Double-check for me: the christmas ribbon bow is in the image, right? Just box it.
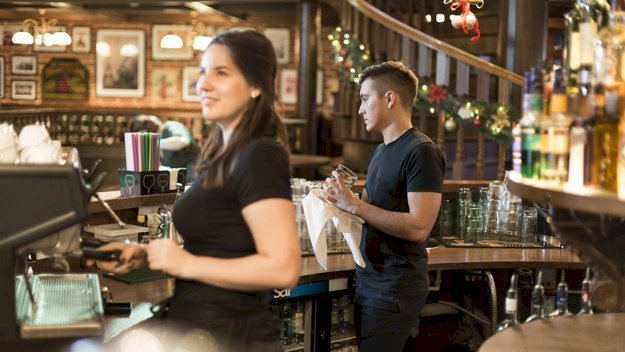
[429,83,447,105]
[449,0,481,41]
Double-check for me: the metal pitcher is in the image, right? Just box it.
[156,204,184,247]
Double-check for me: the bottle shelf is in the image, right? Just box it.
[506,171,625,217]
[506,171,625,312]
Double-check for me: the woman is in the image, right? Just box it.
[95,28,301,351]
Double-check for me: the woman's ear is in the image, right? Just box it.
[251,88,260,98]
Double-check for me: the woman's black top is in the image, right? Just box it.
[169,137,291,350]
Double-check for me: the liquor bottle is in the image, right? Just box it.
[549,270,572,318]
[331,298,339,335]
[619,108,625,198]
[339,296,353,333]
[496,273,519,333]
[512,121,522,174]
[595,0,625,110]
[578,267,594,315]
[579,0,611,93]
[587,84,619,191]
[294,301,305,343]
[564,1,582,90]
[568,76,593,187]
[280,303,294,345]
[525,270,545,323]
[521,67,543,179]
[540,66,571,185]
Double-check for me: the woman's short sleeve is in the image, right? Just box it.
[231,138,291,208]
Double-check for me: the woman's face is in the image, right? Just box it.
[196,43,256,130]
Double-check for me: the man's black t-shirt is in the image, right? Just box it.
[357,128,445,295]
[169,137,291,345]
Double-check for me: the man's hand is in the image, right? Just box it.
[322,170,360,214]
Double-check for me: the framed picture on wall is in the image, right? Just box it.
[72,26,91,53]
[280,68,297,104]
[151,68,179,100]
[12,55,36,75]
[34,26,67,52]
[0,57,4,97]
[182,66,201,102]
[152,25,194,60]
[264,28,290,64]
[11,80,36,100]
[0,25,21,46]
[96,29,145,98]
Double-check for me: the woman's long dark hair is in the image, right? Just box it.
[197,28,289,188]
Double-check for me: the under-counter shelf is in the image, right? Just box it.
[507,171,625,217]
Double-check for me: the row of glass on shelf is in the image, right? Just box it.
[514,0,625,198]
[496,268,594,333]
[435,179,540,247]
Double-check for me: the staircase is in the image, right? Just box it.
[331,0,524,181]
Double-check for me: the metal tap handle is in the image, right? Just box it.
[94,192,126,228]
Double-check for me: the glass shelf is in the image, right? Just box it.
[506,171,625,312]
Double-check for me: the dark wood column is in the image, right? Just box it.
[298,0,320,154]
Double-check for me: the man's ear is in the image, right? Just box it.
[385,91,395,109]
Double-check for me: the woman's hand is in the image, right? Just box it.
[85,242,147,274]
[145,239,193,278]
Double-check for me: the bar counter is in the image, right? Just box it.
[102,248,583,306]
[479,313,625,351]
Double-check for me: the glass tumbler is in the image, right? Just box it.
[520,207,538,244]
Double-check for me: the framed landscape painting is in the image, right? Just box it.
[11,80,36,100]
[96,29,145,98]
[12,55,36,75]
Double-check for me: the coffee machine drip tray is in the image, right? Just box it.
[15,273,104,339]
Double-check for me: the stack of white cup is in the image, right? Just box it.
[0,123,19,164]
[16,123,61,164]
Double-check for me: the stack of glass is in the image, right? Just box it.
[291,178,313,254]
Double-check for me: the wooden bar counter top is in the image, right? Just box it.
[479,313,625,352]
[102,247,583,306]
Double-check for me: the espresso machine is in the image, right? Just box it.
[0,163,106,349]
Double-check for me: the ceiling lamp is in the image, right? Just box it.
[190,11,212,51]
[160,33,183,49]
[12,9,71,46]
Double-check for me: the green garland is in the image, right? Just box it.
[329,27,520,145]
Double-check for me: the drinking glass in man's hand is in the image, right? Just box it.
[334,164,358,189]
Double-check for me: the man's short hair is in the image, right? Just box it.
[360,61,418,110]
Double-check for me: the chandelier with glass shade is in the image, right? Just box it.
[12,9,71,47]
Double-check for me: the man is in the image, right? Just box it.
[323,61,445,351]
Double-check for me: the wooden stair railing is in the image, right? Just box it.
[340,0,524,180]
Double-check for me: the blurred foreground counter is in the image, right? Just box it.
[479,313,625,352]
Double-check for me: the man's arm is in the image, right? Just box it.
[351,192,440,243]
[324,174,441,243]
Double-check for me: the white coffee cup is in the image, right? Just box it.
[20,143,60,164]
[18,124,50,151]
